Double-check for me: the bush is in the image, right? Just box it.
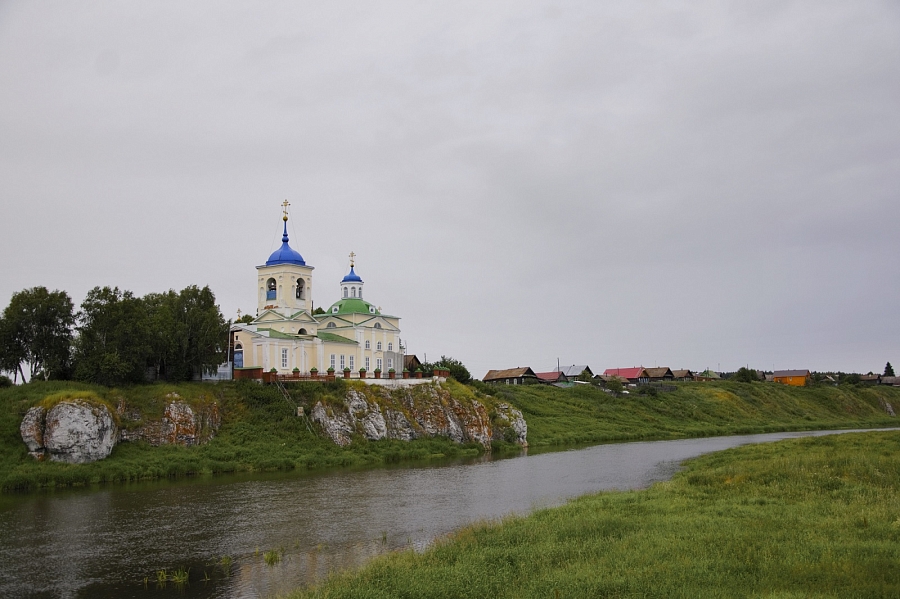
[0,375,12,388]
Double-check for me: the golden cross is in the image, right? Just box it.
[236,308,242,319]
[349,251,356,267]
[282,199,291,219]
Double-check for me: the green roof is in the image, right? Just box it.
[257,328,297,339]
[317,331,358,344]
[326,298,380,316]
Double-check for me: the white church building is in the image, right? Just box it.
[230,204,405,378]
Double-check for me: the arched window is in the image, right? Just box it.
[374,323,382,329]
[266,278,277,301]
[327,322,336,328]
[343,287,348,298]
[296,278,304,299]
[377,341,382,351]
[233,344,244,368]
[359,288,363,299]
[351,287,356,298]
[388,342,393,352]
[298,328,308,335]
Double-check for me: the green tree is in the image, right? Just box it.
[237,313,255,324]
[426,356,472,384]
[885,362,895,377]
[733,367,758,383]
[0,287,74,381]
[605,377,624,396]
[144,286,228,381]
[73,287,151,385]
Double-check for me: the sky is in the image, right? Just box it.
[1,1,898,379]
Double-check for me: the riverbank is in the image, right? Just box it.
[476,380,899,446]
[289,429,900,598]
[1,379,896,492]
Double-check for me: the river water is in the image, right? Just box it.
[0,428,890,598]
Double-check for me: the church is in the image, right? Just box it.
[231,203,404,377]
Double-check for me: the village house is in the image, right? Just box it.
[535,371,568,384]
[772,370,810,387]
[602,367,650,384]
[554,364,594,381]
[671,369,694,381]
[483,367,537,385]
[644,367,674,382]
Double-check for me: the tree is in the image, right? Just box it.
[605,377,624,396]
[237,313,255,324]
[425,356,472,384]
[0,287,74,381]
[885,362,895,377]
[73,287,151,385]
[733,367,758,383]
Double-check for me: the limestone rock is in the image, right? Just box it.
[119,399,221,447]
[20,406,47,459]
[310,383,527,449]
[43,400,118,463]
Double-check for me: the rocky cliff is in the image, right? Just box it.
[21,392,222,464]
[310,382,528,448]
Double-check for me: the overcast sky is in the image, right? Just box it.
[1,1,898,379]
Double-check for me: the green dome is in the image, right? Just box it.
[326,298,380,316]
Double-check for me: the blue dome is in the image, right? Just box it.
[265,221,306,266]
[341,266,363,283]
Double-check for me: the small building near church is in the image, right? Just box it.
[231,204,405,378]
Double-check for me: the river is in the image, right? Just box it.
[0,428,890,598]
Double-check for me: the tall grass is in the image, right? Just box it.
[289,430,900,598]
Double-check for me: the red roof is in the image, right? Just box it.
[603,367,646,379]
[535,371,565,382]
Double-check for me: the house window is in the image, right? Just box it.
[377,342,382,351]
[365,356,370,370]
[387,358,393,370]
[330,354,335,369]
[349,355,354,370]
[365,340,370,350]
[282,348,288,369]
[340,355,345,369]
[387,342,393,352]
[377,358,382,371]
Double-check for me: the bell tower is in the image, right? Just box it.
[256,201,314,316]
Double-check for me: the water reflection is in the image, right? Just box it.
[0,429,893,598]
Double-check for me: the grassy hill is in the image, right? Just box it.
[475,380,899,446]
[0,379,896,492]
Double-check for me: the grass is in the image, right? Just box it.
[1,379,897,493]
[288,430,900,598]
[477,380,900,447]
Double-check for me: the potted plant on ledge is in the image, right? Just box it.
[292,367,300,378]
[310,367,318,378]
[343,367,351,379]
[374,367,382,379]
[402,368,410,379]
[415,367,423,379]
[359,368,366,379]
[388,368,396,379]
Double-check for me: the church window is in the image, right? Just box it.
[387,358,393,370]
[365,356,370,370]
[377,342,382,351]
[340,355,345,369]
[343,287,348,298]
[351,287,356,298]
[365,340,370,350]
[374,323,381,329]
[330,354,335,369]
[282,348,288,369]
[387,342,393,352]
[377,358,382,371]
[359,288,363,299]
[266,278,277,301]
[349,355,354,370]
[369,306,375,314]
[298,328,307,335]
[327,322,336,328]
[296,278,304,299]
[332,307,339,314]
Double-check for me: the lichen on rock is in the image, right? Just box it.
[20,400,119,463]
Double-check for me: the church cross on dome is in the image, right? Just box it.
[282,199,291,221]
[349,251,355,267]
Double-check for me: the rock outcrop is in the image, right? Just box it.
[310,383,527,448]
[22,393,222,463]
[21,400,118,463]
[118,395,221,446]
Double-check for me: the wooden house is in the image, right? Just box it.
[772,370,810,387]
[645,367,674,382]
[483,367,537,385]
[671,369,694,381]
[535,371,568,384]
[603,367,649,384]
